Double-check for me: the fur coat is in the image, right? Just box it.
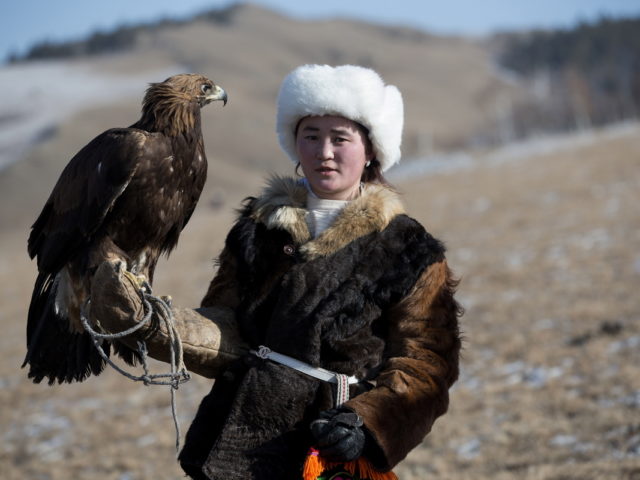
[178,176,461,480]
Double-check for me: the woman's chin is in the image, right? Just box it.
[310,179,338,193]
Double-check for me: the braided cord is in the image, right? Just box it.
[80,287,190,454]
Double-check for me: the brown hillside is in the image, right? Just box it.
[0,3,523,231]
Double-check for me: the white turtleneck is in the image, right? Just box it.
[300,179,350,238]
[306,194,348,238]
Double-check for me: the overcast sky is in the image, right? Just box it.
[2,0,640,61]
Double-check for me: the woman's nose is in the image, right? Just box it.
[316,139,334,160]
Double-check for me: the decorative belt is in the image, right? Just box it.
[250,345,358,406]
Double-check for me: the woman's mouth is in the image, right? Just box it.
[316,167,337,174]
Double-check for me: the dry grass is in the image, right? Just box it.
[397,124,640,479]
[1,123,638,479]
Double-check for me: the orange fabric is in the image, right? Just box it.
[302,448,398,480]
[302,449,325,480]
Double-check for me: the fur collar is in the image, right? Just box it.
[250,176,405,259]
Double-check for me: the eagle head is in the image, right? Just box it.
[139,73,228,135]
[163,73,228,108]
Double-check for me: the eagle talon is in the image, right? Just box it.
[122,269,149,293]
[114,260,127,275]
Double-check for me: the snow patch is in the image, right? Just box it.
[0,61,182,170]
[388,121,640,180]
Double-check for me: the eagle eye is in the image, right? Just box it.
[201,84,212,94]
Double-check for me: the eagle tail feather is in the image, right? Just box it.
[112,341,143,366]
[24,273,109,384]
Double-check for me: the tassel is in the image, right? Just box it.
[302,448,398,480]
[303,448,326,480]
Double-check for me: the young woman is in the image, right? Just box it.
[94,64,462,480]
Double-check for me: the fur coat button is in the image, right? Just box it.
[283,244,295,256]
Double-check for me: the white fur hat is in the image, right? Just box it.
[276,64,404,172]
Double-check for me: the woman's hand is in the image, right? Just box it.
[310,407,365,462]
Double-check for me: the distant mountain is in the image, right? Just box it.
[2,3,525,168]
[3,4,636,228]
[7,4,242,64]
[9,5,638,147]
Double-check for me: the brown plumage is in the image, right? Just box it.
[24,73,227,384]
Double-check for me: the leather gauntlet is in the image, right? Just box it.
[88,260,248,378]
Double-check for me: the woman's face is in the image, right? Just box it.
[295,115,373,200]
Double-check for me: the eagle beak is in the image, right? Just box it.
[207,85,228,106]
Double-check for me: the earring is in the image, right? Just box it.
[365,160,371,167]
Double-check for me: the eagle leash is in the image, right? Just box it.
[80,280,190,454]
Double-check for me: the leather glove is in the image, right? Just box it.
[310,407,365,462]
[89,260,248,378]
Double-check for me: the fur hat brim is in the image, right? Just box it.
[276,64,403,172]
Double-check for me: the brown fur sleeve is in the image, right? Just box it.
[200,247,241,309]
[345,259,462,470]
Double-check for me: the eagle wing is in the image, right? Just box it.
[25,128,172,384]
[28,128,165,273]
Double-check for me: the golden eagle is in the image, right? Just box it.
[24,73,227,384]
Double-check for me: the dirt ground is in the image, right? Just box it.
[1,123,639,479]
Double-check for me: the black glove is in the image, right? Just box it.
[310,407,365,462]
